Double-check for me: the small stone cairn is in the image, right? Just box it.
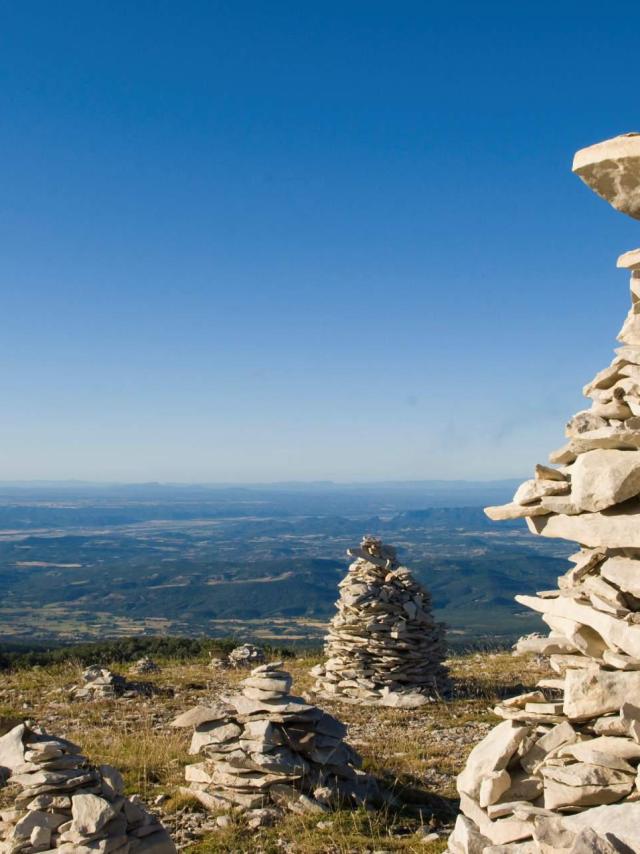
[0,722,175,853]
[447,135,640,853]
[171,661,379,816]
[227,644,265,669]
[70,666,152,701]
[128,658,159,676]
[311,536,449,707]
[71,667,128,700]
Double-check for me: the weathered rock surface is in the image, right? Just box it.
[569,449,640,512]
[573,133,640,219]
[311,535,449,706]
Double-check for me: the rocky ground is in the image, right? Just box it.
[0,650,550,853]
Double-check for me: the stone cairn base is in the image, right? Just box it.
[0,722,175,853]
[311,536,449,707]
[171,661,380,818]
[446,134,640,853]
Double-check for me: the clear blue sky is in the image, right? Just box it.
[2,1,640,482]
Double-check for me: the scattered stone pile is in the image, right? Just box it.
[71,667,129,700]
[171,661,379,816]
[128,658,159,676]
[227,645,265,669]
[311,536,449,707]
[0,721,175,853]
[71,666,153,701]
[447,134,640,853]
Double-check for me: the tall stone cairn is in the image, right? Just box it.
[446,134,640,854]
[311,535,449,708]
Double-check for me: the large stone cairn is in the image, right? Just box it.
[311,536,449,707]
[0,722,175,853]
[447,134,640,853]
[171,661,378,816]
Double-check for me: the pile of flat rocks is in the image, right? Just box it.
[0,722,175,853]
[227,645,265,669]
[447,134,640,853]
[71,667,128,700]
[170,661,379,817]
[128,658,159,676]
[71,666,153,701]
[311,536,449,707]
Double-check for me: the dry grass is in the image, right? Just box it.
[0,650,551,852]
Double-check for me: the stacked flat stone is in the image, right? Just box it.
[447,135,640,854]
[0,722,175,853]
[171,661,378,815]
[311,536,449,707]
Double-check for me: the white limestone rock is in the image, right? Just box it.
[485,503,551,521]
[566,411,608,438]
[479,770,512,808]
[0,724,26,773]
[518,594,640,661]
[526,500,640,548]
[563,667,640,720]
[562,801,640,851]
[447,813,492,854]
[570,449,640,512]
[457,721,530,799]
[71,793,116,835]
[600,556,640,598]
[573,133,640,220]
[513,479,570,506]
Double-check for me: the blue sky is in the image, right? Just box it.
[2,1,640,482]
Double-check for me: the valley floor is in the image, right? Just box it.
[0,650,550,853]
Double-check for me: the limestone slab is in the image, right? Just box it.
[572,133,640,219]
[527,500,640,548]
[570,449,640,512]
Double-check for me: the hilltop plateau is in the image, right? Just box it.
[0,646,550,853]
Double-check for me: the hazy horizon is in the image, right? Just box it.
[0,476,523,487]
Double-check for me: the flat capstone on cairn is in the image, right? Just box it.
[0,721,175,853]
[170,661,381,822]
[447,134,640,854]
[311,536,449,708]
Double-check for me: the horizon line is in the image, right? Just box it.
[0,477,523,488]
